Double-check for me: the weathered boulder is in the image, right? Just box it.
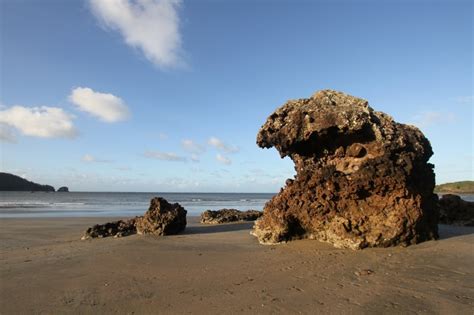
[200,209,263,224]
[438,194,474,226]
[253,90,438,249]
[135,197,187,235]
[57,186,69,192]
[81,218,137,240]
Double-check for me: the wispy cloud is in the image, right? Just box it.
[181,139,205,154]
[0,123,17,143]
[216,153,231,165]
[144,150,186,162]
[455,96,473,105]
[0,105,77,139]
[159,132,168,140]
[82,154,113,163]
[208,137,239,153]
[411,111,456,129]
[69,87,130,122]
[89,0,184,68]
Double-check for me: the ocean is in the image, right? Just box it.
[1,192,472,218]
[0,192,275,218]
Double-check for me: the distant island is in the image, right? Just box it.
[435,181,474,194]
[0,172,55,192]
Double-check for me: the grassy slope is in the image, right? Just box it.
[434,181,474,194]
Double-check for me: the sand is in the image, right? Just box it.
[1,217,473,314]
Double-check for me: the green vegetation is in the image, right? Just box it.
[435,181,474,194]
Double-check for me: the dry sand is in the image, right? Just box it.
[1,217,473,314]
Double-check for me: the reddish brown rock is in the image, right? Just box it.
[438,194,474,226]
[81,218,137,240]
[200,209,262,224]
[253,90,438,249]
[81,197,187,239]
[135,197,187,235]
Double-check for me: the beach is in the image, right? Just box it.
[1,217,473,314]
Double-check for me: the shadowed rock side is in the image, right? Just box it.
[253,90,438,249]
[200,209,263,224]
[438,194,474,226]
[81,197,187,239]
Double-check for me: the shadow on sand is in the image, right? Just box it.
[438,224,474,240]
[184,222,254,235]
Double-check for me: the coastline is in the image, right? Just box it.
[1,216,473,314]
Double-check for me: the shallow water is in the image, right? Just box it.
[0,192,275,218]
[1,191,472,218]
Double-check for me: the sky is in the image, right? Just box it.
[0,0,472,192]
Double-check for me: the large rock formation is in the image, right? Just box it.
[81,197,187,239]
[253,90,438,249]
[438,194,474,226]
[135,197,187,235]
[200,209,262,224]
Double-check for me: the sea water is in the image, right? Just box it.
[1,192,472,218]
[0,191,275,218]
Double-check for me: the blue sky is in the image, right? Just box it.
[0,0,472,192]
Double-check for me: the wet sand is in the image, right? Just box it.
[1,217,473,314]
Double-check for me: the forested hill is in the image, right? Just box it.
[0,172,55,192]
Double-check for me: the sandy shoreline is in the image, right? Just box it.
[1,217,473,314]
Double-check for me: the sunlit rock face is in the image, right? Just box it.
[253,90,438,249]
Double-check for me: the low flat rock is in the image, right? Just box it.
[438,194,474,226]
[200,209,262,224]
[81,218,137,240]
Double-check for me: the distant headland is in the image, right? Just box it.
[0,172,68,192]
[435,181,474,194]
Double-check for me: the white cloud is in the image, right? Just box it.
[411,111,456,129]
[190,153,200,162]
[216,153,231,165]
[208,137,239,153]
[0,123,17,143]
[144,150,186,161]
[0,106,77,138]
[69,87,130,122]
[89,0,183,68]
[181,139,205,154]
[159,132,168,140]
[82,154,112,163]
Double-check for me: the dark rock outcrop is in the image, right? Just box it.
[253,90,438,249]
[135,197,187,235]
[57,186,69,192]
[438,194,474,226]
[82,197,187,239]
[200,209,263,224]
[81,218,137,240]
[0,172,55,192]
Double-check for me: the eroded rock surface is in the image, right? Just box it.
[438,194,474,226]
[81,218,137,240]
[200,209,262,224]
[253,90,438,249]
[135,197,187,235]
[82,197,187,239]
